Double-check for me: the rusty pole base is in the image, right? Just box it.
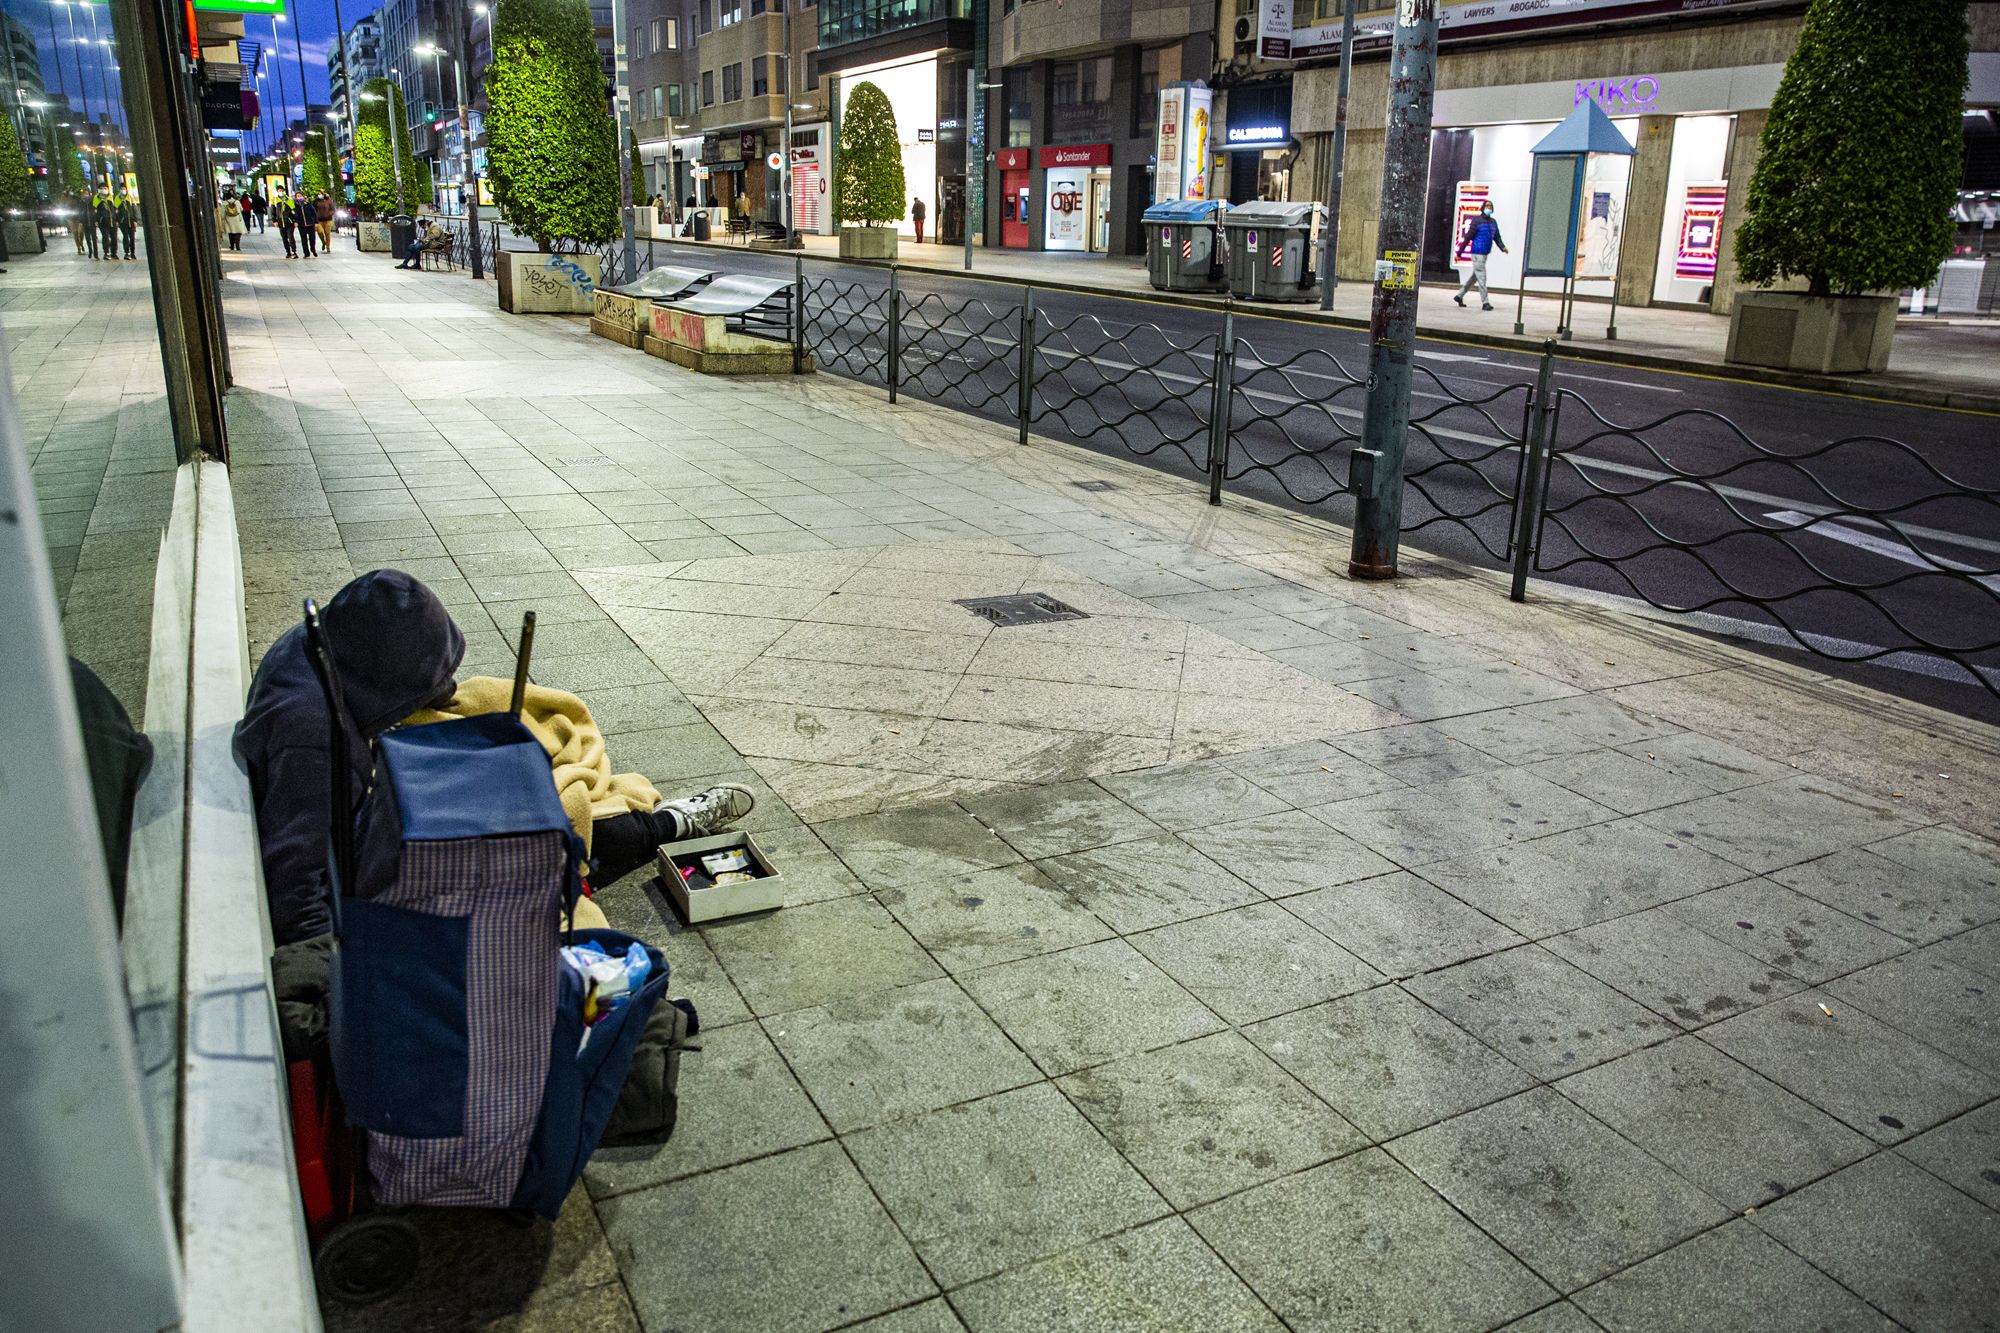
[1347,559,1398,581]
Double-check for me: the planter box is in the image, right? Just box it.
[839,226,897,261]
[357,220,392,253]
[1725,291,1896,375]
[656,831,784,923]
[496,250,600,314]
[591,289,652,346]
[4,220,44,255]
[644,301,810,375]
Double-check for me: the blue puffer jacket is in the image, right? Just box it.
[233,570,464,944]
[1464,214,1505,256]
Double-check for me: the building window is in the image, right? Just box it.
[751,0,766,12]
[1135,48,1160,138]
[719,0,741,26]
[1049,56,1112,143]
[664,16,679,47]
[631,23,647,56]
[752,55,767,96]
[702,68,715,105]
[650,84,664,120]
[699,0,712,32]
[668,83,684,116]
[722,62,742,101]
[1004,66,1031,149]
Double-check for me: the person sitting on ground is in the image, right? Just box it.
[234,569,753,946]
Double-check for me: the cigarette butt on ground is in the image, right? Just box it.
[1819,1003,1834,1018]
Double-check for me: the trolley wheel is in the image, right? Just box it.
[314,1213,421,1305]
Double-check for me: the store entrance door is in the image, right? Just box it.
[1087,170,1111,252]
[940,176,965,246]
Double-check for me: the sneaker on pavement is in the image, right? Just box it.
[656,783,756,839]
[1453,293,1465,307]
[1481,303,1494,311]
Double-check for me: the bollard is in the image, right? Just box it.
[1016,287,1037,445]
[1509,340,1561,603]
[792,254,805,376]
[886,267,902,404]
[1205,305,1236,506]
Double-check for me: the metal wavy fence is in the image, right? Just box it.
[782,265,1997,701]
[1512,389,2000,697]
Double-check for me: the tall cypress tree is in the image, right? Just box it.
[353,77,434,217]
[1735,0,1967,297]
[485,0,619,252]
[0,118,33,211]
[835,82,904,227]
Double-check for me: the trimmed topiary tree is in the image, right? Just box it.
[51,123,88,206]
[302,132,333,199]
[628,129,644,206]
[486,0,620,252]
[0,117,33,211]
[354,77,434,217]
[1735,0,1967,297]
[835,81,904,227]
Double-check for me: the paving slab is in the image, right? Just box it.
[1189,1149,1555,1333]
[1572,1219,1898,1333]
[946,1217,1284,1333]
[1307,767,1620,869]
[1557,1037,1874,1211]
[960,938,1226,1077]
[1701,995,1997,1144]
[1394,1087,1730,1293]
[1246,986,1535,1141]
[1659,878,1909,984]
[702,895,943,1017]
[1057,1031,1366,1208]
[1406,945,1678,1079]
[1128,902,1383,1024]
[1825,949,2000,1077]
[1283,870,1527,977]
[1095,759,1293,831]
[1894,1098,2000,1211]
[1634,776,1929,876]
[1543,907,1805,1029]
[1038,833,1263,934]
[768,976,1041,1132]
[958,779,1164,860]
[1178,809,1400,899]
[843,1084,1169,1289]
[597,1141,936,1331]
[1751,1152,2000,1333]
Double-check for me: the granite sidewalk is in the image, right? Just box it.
[33,239,2000,1331]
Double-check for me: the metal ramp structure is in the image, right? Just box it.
[659,273,796,340]
[604,265,715,300]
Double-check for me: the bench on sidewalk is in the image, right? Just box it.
[418,234,455,271]
[591,265,719,347]
[605,265,715,300]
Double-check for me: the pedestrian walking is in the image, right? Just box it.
[114,192,138,260]
[217,192,248,251]
[250,191,268,233]
[1453,201,1508,312]
[274,193,299,258]
[314,193,335,251]
[68,211,87,255]
[92,189,118,262]
[294,195,318,258]
[911,195,926,244]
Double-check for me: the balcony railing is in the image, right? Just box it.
[817,0,969,48]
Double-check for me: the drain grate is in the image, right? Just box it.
[955,592,1091,628]
[1073,479,1118,492]
[556,455,616,467]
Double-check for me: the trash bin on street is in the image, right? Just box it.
[688,210,711,241]
[388,214,417,258]
[1221,201,1326,303]
[1142,199,1228,292]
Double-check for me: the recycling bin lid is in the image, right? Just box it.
[1141,199,1227,224]
[1221,200,1324,228]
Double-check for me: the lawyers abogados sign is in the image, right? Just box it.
[1292,0,1783,59]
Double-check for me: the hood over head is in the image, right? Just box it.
[321,569,466,736]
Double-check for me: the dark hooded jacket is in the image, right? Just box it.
[233,571,464,945]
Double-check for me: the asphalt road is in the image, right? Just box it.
[604,236,2000,724]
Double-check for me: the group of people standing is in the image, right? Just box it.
[215,188,337,258]
[68,186,140,262]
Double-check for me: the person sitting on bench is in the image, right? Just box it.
[234,569,754,946]
[396,219,450,270]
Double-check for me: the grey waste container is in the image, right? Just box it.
[1142,199,1228,292]
[1221,201,1326,303]
[388,214,417,258]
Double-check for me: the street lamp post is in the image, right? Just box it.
[268,15,290,177]
[782,0,792,246]
[414,38,480,280]
[611,0,636,279]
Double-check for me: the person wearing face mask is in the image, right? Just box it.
[1454,201,1508,312]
